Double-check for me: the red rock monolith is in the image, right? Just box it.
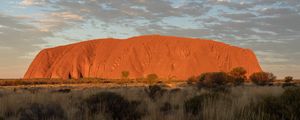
[24,35,262,80]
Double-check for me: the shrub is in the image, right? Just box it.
[284,76,293,83]
[229,67,247,86]
[197,72,232,92]
[17,103,66,120]
[160,102,172,114]
[248,87,300,120]
[280,87,300,119]
[121,71,130,79]
[282,76,296,88]
[231,77,245,86]
[184,95,203,116]
[82,91,144,120]
[53,88,71,93]
[170,88,181,94]
[229,67,247,77]
[250,72,276,86]
[147,74,158,84]
[184,93,219,116]
[144,85,166,101]
[282,82,296,88]
[257,96,284,119]
[186,76,199,85]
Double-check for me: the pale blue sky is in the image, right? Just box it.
[0,0,300,78]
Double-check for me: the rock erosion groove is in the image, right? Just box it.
[24,35,262,80]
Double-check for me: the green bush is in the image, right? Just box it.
[82,91,144,120]
[250,72,276,86]
[144,85,166,101]
[17,103,66,120]
[197,72,232,92]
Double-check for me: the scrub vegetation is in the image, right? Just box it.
[0,68,299,120]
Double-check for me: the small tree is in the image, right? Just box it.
[284,76,293,83]
[282,76,296,88]
[147,73,158,84]
[250,72,276,86]
[197,72,232,92]
[121,71,130,79]
[229,67,247,77]
[229,67,247,86]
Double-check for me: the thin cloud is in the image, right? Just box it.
[19,0,44,6]
[0,0,300,78]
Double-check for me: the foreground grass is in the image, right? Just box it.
[1,84,299,120]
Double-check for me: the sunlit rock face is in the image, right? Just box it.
[24,35,262,80]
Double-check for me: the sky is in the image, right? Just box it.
[0,0,300,79]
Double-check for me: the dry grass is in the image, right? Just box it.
[1,83,299,120]
[0,78,300,120]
